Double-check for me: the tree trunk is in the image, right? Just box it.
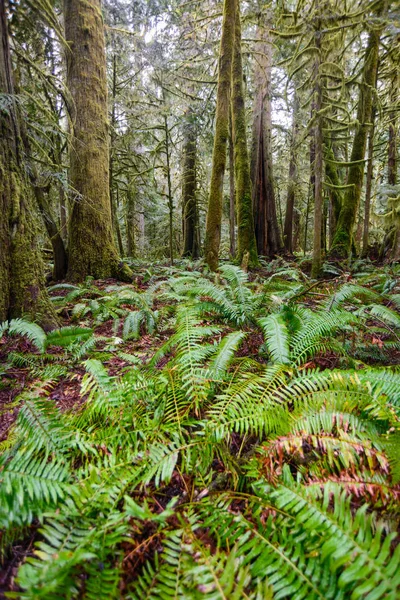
[232,0,258,267]
[109,52,124,257]
[0,0,57,326]
[361,106,376,257]
[33,184,68,280]
[182,108,199,258]
[330,13,383,258]
[126,182,136,257]
[311,31,323,279]
[325,143,343,247]
[204,0,236,271]
[251,14,281,258]
[163,114,174,265]
[283,94,299,254]
[388,48,399,259]
[64,0,130,281]
[229,106,236,258]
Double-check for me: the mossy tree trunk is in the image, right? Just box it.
[109,52,124,257]
[330,14,383,258]
[64,0,130,281]
[283,93,299,254]
[325,143,343,247]
[228,106,236,258]
[33,183,68,281]
[361,106,376,257]
[250,12,280,259]
[311,30,324,279]
[126,182,136,257]
[232,0,258,267]
[182,107,199,258]
[204,0,236,271]
[388,46,399,259]
[0,0,57,326]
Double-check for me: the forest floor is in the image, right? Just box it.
[1,257,400,599]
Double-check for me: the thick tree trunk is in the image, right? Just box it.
[251,15,281,258]
[182,108,199,258]
[232,0,258,267]
[64,0,130,281]
[204,0,236,271]
[283,94,299,254]
[325,143,343,247]
[0,0,57,326]
[330,14,382,258]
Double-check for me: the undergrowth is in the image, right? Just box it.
[1,260,400,599]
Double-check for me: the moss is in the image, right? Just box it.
[330,17,382,258]
[231,0,258,267]
[9,175,58,328]
[204,0,236,272]
[65,0,131,281]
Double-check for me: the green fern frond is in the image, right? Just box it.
[7,319,47,352]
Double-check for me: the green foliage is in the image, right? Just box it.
[1,264,399,599]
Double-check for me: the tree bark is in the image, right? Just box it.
[126,182,136,257]
[232,0,258,267]
[325,143,343,247]
[204,0,236,271]
[64,0,130,281]
[182,108,199,258]
[228,106,236,258]
[33,184,68,280]
[251,13,281,258]
[330,12,383,258]
[311,30,323,278]
[283,93,299,254]
[0,0,57,326]
[361,106,376,257]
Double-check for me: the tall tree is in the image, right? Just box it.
[330,6,384,258]
[182,108,199,258]
[311,27,324,278]
[64,0,130,281]
[204,0,236,271]
[0,0,57,326]
[251,10,281,258]
[283,93,299,254]
[232,0,258,266]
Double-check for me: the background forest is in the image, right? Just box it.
[1,0,400,598]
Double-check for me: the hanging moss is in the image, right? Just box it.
[204,0,236,272]
[232,0,258,267]
[64,0,131,281]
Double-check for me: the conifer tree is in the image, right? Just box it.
[0,0,57,326]
[204,0,236,271]
[64,0,131,281]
